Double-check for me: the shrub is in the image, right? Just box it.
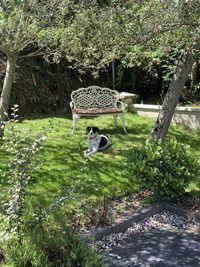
[0,106,47,241]
[128,138,200,201]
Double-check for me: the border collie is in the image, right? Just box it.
[84,126,111,157]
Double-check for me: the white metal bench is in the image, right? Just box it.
[70,85,127,134]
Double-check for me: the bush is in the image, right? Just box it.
[0,106,47,241]
[128,138,200,201]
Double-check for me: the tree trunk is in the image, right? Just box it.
[151,38,200,139]
[0,54,18,137]
[191,60,199,87]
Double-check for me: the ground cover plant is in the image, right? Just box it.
[0,112,199,265]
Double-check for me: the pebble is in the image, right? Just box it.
[92,211,200,252]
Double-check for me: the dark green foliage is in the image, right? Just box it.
[128,138,200,202]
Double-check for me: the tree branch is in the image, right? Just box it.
[18,48,57,59]
[125,22,200,48]
[112,4,199,46]
[0,45,8,55]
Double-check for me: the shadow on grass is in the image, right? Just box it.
[27,117,150,209]
[31,142,138,199]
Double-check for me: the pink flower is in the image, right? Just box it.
[144,220,151,225]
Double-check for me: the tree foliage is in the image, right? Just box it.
[58,0,200,74]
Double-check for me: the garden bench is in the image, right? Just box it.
[70,85,127,134]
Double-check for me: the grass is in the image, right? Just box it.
[1,113,200,201]
[1,112,200,208]
[0,112,199,266]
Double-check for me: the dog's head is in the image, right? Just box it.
[86,126,99,138]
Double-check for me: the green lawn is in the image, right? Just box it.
[0,113,200,221]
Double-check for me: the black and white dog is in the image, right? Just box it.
[84,126,111,157]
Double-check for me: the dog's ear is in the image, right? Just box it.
[86,126,91,132]
[95,127,99,132]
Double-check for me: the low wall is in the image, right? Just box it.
[132,104,200,130]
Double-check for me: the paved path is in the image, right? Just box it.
[103,225,200,267]
[82,203,200,267]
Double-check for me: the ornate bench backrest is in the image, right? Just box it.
[71,86,119,109]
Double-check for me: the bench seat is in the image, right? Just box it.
[73,107,123,115]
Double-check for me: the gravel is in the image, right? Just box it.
[92,210,200,252]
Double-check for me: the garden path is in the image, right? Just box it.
[82,203,200,267]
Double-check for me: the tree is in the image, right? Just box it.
[149,0,200,138]
[121,0,200,139]
[152,36,200,139]
[0,0,72,136]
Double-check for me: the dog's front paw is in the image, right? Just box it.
[84,150,89,157]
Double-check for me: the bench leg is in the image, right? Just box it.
[71,114,80,134]
[113,115,118,128]
[119,113,127,133]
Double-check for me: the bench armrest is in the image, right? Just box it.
[70,101,74,110]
